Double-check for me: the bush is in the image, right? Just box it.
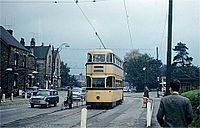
[181,90,200,127]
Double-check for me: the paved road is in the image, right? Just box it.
[0,91,69,125]
[1,91,161,128]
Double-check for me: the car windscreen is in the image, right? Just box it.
[72,89,80,93]
[36,91,50,96]
[26,88,34,92]
[26,87,38,92]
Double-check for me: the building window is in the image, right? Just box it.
[48,55,51,73]
[14,53,19,67]
[22,55,26,67]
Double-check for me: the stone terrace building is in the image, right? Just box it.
[26,40,52,89]
[0,26,36,96]
[52,48,61,89]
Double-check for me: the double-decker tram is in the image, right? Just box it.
[86,49,124,108]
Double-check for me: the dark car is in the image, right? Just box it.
[29,89,59,108]
[22,86,38,98]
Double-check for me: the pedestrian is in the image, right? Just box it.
[143,85,149,98]
[156,80,193,127]
[67,87,73,109]
[143,85,149,108]
[0,86,2,104]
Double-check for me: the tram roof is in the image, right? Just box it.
[88,49,114,54]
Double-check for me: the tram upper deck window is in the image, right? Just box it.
[92,78,105,87]
[87,53,92,62]
[106,53,112,63]
[93,54,105,63]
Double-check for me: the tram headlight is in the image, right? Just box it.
[96,96,100,100]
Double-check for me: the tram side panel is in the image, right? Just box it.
[86,89,123,106]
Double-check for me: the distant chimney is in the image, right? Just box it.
[7,30,13,35]
[41,43,44,46]
[20,38,25,46]
[30,38,35,47]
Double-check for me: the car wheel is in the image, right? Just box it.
[54,102,57,107]
[31,104,34,108]
[46,103,49,108]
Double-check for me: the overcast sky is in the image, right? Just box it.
[1,0,199,75]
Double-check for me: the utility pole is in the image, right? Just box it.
[156,47,159,60]
[166,0,173,95]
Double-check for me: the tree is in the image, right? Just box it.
[60,61,71,87]
[124,50,162,91]
[171,42,199,91]
[60,61,80,88]
[172,42,193,66]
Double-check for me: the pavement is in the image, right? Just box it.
[150,97,161,128]
[0,96,29,109]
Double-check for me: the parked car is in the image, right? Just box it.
[123,86,130,92]
[80,87,86,100]
[60,86,70,91]
[72,87,82,100]
[29,89,59,108]
[22,86,38,98]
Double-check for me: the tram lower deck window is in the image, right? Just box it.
[92,78,105,87]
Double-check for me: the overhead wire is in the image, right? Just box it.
[123,0,134,49]
[0,0,112,4]
[65,48,154,51]
[75,0,106,49]
[160,10,168,62]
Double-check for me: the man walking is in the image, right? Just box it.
[143,85,149,98]
[156,80,193,127]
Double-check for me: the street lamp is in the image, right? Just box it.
[143,67,147,84]
[32,71,38,87]
[51,42,70,89]
[6,68,13,71]
[57,43,70,52]
[32,71,38,74]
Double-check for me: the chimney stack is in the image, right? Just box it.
[30,38,35,47]
[20,38,25,46]
[7,30,13,35]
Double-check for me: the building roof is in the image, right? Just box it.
[0,26,29,52]
[53,49,60,60]
[26,46,51,59]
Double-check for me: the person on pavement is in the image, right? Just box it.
[156,80,193,127]
[143,85,149,98]
[0,87,2,104]
[67,87,73,109]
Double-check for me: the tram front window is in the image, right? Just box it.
[92,78,105,87]
[93,54,105,62]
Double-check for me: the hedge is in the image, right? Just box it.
[181,89,200,127]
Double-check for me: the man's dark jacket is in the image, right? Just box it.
[156,93,193,127]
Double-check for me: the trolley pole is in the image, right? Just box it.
[166,0,173,96]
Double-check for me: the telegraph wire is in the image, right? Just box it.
[159,10,168,62]
[62,48,154,51]
[75,0,106,49]
[0,0,112,4]
[123,0,133,49]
